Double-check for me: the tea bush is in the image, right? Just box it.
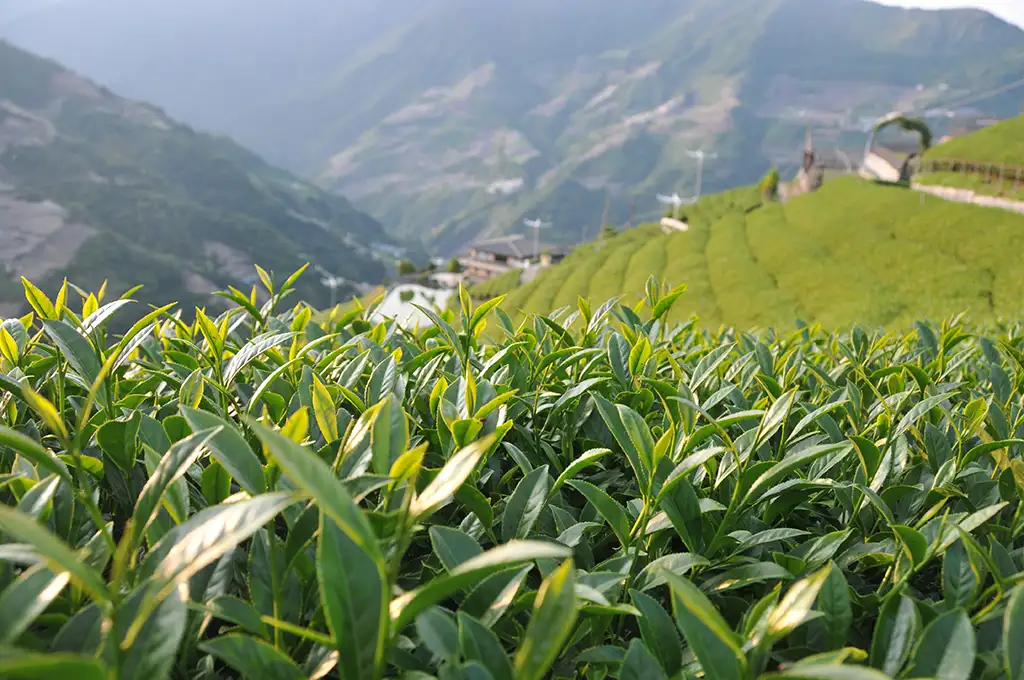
[0,268,1022,680]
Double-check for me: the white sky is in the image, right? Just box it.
[874,0,1024,28]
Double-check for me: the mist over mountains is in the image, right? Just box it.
[3,0,1024,253]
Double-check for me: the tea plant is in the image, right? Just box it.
[0,269,1022,680]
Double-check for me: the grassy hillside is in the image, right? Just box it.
[925,115,1024,165]
[0,40,392,314]
[501,177,1024,329]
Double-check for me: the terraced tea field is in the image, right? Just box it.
[502,177,1024,329]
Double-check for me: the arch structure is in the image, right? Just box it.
[860,112,934,183]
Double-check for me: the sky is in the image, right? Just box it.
[875,0,1024,28]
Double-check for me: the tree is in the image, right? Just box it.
[446,257,462,273]
[397,259,416,276]
[760,166,780,202]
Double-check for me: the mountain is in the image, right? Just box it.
[5,0,1024,253]
[490,175,1024,329]
[0,39,392,317]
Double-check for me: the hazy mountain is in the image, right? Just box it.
[4,0,1024,253]
[0,39,391,315]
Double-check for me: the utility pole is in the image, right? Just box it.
[524,218,550,264]
[686,149,717,200]
[320,275,344,309]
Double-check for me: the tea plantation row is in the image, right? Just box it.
[0,271,1022,679]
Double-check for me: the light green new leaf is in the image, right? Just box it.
[0,426,70,484]
[179,367,204,409]
[767,565,831,641]
[411,434,496,519]
[370,394,408,475]
[312,374,339,443]
[514,559,578,680]
[663,569,747,680]
[222,331,297,386]
[762,664,894,679]
[550,448,610,497]
[745,444,851,504]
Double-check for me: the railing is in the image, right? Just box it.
[913,157,1024,189]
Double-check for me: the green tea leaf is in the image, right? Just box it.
[391,540,570,633]
[663,570,747,679]
[907,608,975,680]
[630,589,682,676]
[566,479,632,548]
[411,434,495,520]
[318,512,387,680]
[200,633,307,680]
[620,638,668,680]
[248,419,381,562]
[182,407,266,495]
[869,594,920,675]
[0,653,107,680]
[0,564,70,644]
[514,559,577,680]
[0,506,108,603]
[1005,586,1024,680]
[501,465,551,541]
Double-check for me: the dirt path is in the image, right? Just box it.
[912,182,1024,216]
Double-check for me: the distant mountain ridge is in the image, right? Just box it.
[0,39,392,315]
[4,0,1024,253]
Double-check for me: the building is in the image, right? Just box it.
[458,234,570,284]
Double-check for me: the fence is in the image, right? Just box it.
[913,157,1024,191]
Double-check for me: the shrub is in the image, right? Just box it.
[0,268,1022,680]
[447,257,462,273]
[760,165,780,201]
[397,259,416,275]
[399,289,415,302]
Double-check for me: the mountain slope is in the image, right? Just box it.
[925,115,1024,165]
[497,177,1024,329]
[5,0,1024,253]
[0,40,391,315]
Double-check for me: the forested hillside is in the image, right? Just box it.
[0,40,391,315]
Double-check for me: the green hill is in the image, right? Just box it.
[925,115,1024,165]
[0,40,393,316]
[916,115,1024,200]
[499,177,1024,329]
